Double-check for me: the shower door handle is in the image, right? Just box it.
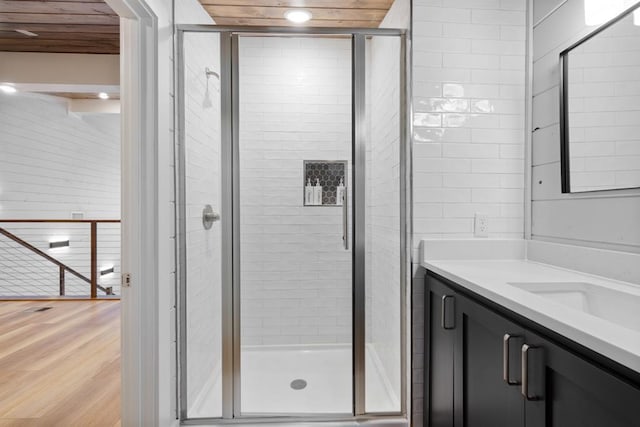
[342,190,349,250]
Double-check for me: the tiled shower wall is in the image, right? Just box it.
[366,0,410,409]
[238,36,353,346]
[411,0,527,424]
[183,32,222,412]
[0,94,121,295]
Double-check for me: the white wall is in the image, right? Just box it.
[238,36,353,346]
[531,0,640,252]
[0,93,121,295]
[411,0,528,424]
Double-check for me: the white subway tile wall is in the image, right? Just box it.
[412,0,527,424]
[412,0,526,248]
[0,94,121,295]
[365,0,410,413]
[238,36,354,346]
[182,31,223,416]
[365,33,404,411]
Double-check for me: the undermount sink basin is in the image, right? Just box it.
[508,282,640,333]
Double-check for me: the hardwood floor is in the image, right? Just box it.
[0,300,120,427]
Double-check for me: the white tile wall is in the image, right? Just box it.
[364,0,409,410]
[182,31,223,415]
[412,0,526,247]
[531,0,640,252]
[412,0,527,423]
[238,36,353,346]
[0,93,121,295]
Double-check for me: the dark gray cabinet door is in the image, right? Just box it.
[523,330,640,427]
[456,296,525,427]
[425,271,640,427]
[425,275,456,427]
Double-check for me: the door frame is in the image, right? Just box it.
[103,0,164,425]
[175,25,408,424]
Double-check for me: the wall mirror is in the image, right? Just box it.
[560,2,640,193]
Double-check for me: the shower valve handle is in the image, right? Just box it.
[202,204,220,230]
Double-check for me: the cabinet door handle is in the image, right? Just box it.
[503,334,523,385]
[521,344,543,401]
[441,295,455,330]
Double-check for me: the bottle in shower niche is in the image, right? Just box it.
[305,178,314,205]
[313,178,323,205]
[336,178,345,206]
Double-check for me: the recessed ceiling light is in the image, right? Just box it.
[284,9,312,24]
[15,29,38,37]
[0,84,17,94]
[98,92,109,100]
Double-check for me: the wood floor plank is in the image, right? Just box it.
[2,330,119,417]
[0,301,120,426]
[0,301,92,336]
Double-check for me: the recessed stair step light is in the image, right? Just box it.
[49,239,70,249]
[100,266,115,276]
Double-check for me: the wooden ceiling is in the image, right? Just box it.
[0,0,119,54]
[0,0,394,55]
[198,0,395,28]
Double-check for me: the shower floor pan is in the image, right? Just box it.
[190,344,400,417]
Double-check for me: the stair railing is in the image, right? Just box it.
[0,219,120,298]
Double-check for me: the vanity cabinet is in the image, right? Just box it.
[424,278,455,427]
[425,271,640,427]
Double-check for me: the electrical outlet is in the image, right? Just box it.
[474,213,489,238]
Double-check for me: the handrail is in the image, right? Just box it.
[0,219,121,298]
[0,228,92,285]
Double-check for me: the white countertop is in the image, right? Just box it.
[420,239,640,374]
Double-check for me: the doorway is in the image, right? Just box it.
[176,26,407,423]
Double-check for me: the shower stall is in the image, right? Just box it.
[176,25,409,423]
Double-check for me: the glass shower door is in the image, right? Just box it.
[236,34,353,415]
[177,27,406,422]
[180,31,224,419]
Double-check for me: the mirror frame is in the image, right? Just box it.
[559,1,640,193]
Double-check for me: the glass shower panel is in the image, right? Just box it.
[182,31,223,419]
[364,35,402,413]
[238,35,353,415]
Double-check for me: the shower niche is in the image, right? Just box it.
[303,160,347,206]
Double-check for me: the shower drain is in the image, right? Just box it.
[290,379,307,390]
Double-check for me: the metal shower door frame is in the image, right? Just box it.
[175,25,408,424]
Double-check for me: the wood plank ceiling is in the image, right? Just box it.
[0,0,119,54]
[198,0,395,28]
